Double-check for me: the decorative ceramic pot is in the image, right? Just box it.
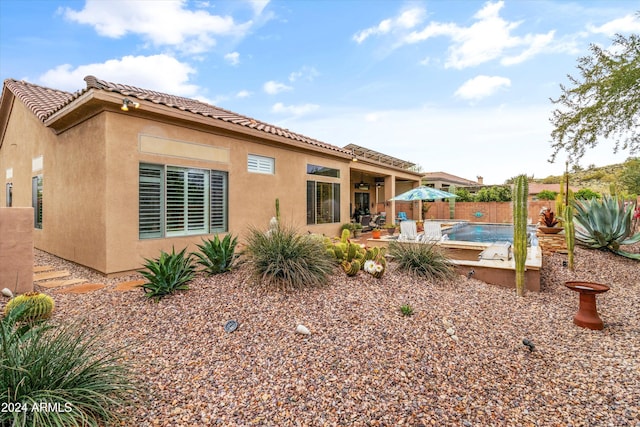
[564,281,610,330]
[539,226,564,234]
[372,230,381,239]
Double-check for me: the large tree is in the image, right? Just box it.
[549,27,640,164]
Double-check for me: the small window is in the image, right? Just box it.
[307,164,340,178]
[248,154,274,174]
[5,183,12,207]
[32,175,43,229]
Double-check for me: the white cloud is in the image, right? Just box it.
[263,80,292,94]
[38,54,200,96]
[271,102,319,116]
[289,66,319,82]
[353,6,425,43]
[236,89,252,98]
[225,52,240,65]
[588,13,640,36]
[364,1,556,69]
[454,75,511,101]
[63,0,258,54]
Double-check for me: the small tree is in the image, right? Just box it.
[549,30,640,164]
[537,190,557,200]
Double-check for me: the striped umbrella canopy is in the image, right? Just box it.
[390,186,458,201]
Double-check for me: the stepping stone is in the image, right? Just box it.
[34,265,55,273]
[112,279,146,292]
[34,270,70,282]
[56,283,106,294]
[37,278,87,289]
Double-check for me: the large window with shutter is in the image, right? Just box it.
[139,163,227,239]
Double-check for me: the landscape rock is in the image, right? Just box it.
[1,288,13,298]
[295,324,311,335]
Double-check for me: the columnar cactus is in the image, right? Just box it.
[513,174,528,297]
[4,291,55,321]
[564,204,575,270]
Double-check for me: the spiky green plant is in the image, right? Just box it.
[245,223,335,290]
[564,204,576,270]
[192,234,241,275]
[4,291,54,321]
[0,303,138,427]
[399,304,414,317]
[388,241,456,281]
[573,195,640,259]
[513,174,528,297]
[138,247,195,301]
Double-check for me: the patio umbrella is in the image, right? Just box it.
[390,186,458,201]
[390,186,458,221]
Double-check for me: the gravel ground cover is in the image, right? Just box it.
[22,244,640,426]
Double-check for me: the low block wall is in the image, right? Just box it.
[0,208,34,294]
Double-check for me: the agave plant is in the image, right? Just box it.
[138,247,195,300]
[192,234,241,275]
[573,195,640,260]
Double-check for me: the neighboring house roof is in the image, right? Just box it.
[2,76,352,157]
[422,171,482,187]
[528,183,578,195]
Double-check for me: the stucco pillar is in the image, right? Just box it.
[384,175,396,224]
[0,207,34,294]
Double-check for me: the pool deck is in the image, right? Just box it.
[365,235,543,292]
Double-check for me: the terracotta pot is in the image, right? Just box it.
[539,226,564,234]
[565,281,610,330]
[372,230,381,239]
[387,228,395,235]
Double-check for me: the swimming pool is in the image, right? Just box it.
[443,223,538,245]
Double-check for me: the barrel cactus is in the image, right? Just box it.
[513,174,528,297]
[4,291,55,321]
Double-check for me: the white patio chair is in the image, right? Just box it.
[419,221,443,242]
[398,220,418,241]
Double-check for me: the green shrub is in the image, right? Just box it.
[245,223,335,290]
[537,190,557,200]
[388,241,456,281]
[0,304,137,427]
[138,247,195,301]
[192,234,241,275]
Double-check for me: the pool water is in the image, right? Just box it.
[443,223,538,245]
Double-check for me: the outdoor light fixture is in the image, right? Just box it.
[351,149,358,162]
[121,98,140,111]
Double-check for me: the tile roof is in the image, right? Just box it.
[422,171,482,186]
[3,76,351,156]
[3,79,76,122]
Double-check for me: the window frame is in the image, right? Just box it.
[139,163,228,239]
[306,180,340,225]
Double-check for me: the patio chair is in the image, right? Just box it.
[398,220,418,241]
[360,214,372,231]
[418,221,443,242]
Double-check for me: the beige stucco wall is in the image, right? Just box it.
[0,207,34,294]
[2,95,421,275]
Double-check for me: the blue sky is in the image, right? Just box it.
[1,0,638,184]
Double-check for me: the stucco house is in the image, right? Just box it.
[0,76,421,275]
[422,171,485,193]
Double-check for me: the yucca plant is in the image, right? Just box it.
[0,303,137,427]
[192,234,241,275]
[138,247,195,300]
[573,195,640,260]
[388,241,456,281]
[244,223,335,291]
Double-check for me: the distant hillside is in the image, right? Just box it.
[534,162,627,195]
